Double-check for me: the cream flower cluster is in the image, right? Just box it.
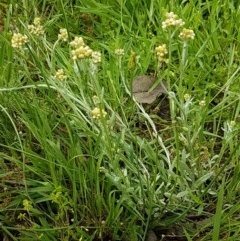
[115,48,125,56]
[33,17,41,26]
[179,28,195,40]
[70,36,102,64]
[162,12,185,29]
[91,51,102,64]
[70,36,85,49]
[11,33,28,48]
[199,100,206,107]
[54,69,67,80]
[28,17,44,36]
[91,107,107,119]
[70,36,93,60]
[58,28,68,42]
[156,11,195,61]
[155,44,168,63]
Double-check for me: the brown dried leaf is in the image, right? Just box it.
[132,75,167,104]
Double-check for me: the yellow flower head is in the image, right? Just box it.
[91,107,107,119]
[58,28,68,42]
[54,69,67,80]
[70,36,85,49]
[115,48,125,56]
[155,44,168,56]
[199,100,206,107]
[71,45,93,60]
[11,33,28,48]
[33,17,41,26]
[28,24,44,35]
[179,28,195,40]
[70,36,93,60]
[91,51,101,64]
[162,12,185,29]
[155,44,168,63]
[28,17,44,36]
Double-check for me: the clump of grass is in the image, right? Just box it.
[0,0,240,241]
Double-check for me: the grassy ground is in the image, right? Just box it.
[0,0,240,240]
